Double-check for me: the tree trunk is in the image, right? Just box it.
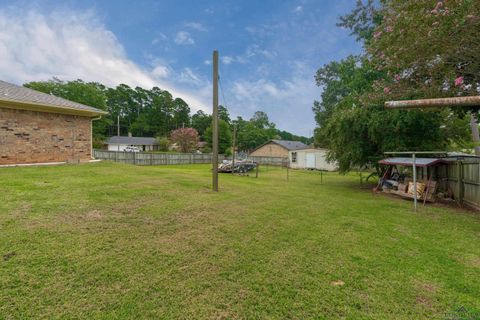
[470,113,480,156]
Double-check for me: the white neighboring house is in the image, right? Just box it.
[288,148,337,171]
[106,136,159,152]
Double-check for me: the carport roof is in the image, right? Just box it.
[379,157,450,167]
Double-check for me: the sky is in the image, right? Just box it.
[0,0,361,136]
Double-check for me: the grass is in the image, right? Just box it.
[0,162,479,319]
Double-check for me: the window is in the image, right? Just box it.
[292,152,297,163]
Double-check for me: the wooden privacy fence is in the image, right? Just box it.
[446,160,480,210]
[93,150,225,166]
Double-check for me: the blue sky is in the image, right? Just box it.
[0,0,361,136]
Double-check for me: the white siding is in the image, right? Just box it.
[108,144,129,151]
[289,148,337,171]
[107,144,156,151]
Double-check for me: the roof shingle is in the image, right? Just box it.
[271,140,308,151]
[0,80,107,116]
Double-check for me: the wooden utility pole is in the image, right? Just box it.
[212,50,219,191]
[232,124,236,175]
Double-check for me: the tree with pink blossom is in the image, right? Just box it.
[170,128,199,153]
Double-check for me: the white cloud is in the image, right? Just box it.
[178,68,202,85]
[221,56,234,65]
[151,65,170,78]
[151,33,168,45]
[185,22,207,32]
[174,31,195,45]
[293,6,303,13]
[0,8,209,110]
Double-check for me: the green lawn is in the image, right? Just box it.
[1,162,479,319]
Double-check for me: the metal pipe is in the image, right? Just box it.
[385,96,480,109]
[413,153,417,211]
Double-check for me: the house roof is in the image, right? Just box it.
[106,136,159,145]
[271,140,309,151]
[379,157,450,167]
[0,80,107,117]
[290,147,329,152]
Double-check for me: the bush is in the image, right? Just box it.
[156,136,170,152]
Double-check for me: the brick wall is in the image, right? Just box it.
[249,142,288,157]
[0,107,92,165]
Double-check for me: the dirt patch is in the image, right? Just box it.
[331,280,345,286]
[416,295,433,308]
[414,280,439,309]
[462,255,480,269]
[3,252,16,261]
[84,210,103,220]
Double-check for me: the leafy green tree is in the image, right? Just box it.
[172,98,190,129]
[191,110,212,138]
[313,55,451,172]
[156,136,170,152]
[205,120,233,155]
[218,105,231,124]
[312,0,477,172]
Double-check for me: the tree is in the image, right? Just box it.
[205,120,232,155]
[156,136,170,152]
[250,111,274,129]
[366,0,480,102]
[170,128,199,153]
[312,0,477,172]
[191,110,212,138]
[218,105,231,124]
[313,54,452,172]
[365,0,480,152]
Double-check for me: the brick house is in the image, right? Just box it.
[249,139,308,158]
[0,80,107,165]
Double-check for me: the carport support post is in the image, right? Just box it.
[413,153,417,211]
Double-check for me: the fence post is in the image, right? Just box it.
[457,160,464,205]
[134,152,136,165]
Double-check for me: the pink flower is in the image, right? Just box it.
[454,76,464,87]
[385,26,393,33]
[434,1,443,10]
[395,74,401,81]
[373,31,383,39]
[384,87,391,94]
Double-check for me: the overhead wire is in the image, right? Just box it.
[218,74,229,109]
